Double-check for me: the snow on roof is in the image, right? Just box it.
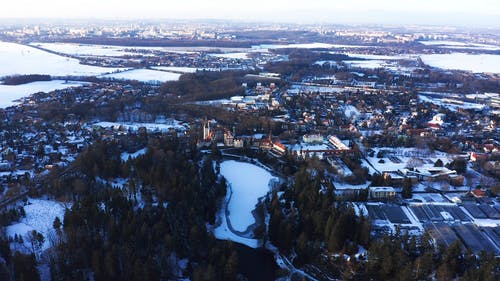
[369,186,395,192]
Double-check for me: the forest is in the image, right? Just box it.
[1,74,51,85]
[266,163,499,280]
[1,136,239,281]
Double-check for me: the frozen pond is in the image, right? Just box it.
[219,160,276,232]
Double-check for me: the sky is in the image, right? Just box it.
[1,0,499,27]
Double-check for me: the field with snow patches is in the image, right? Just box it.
[100,69,181,83]
[121,148,147,161]
[420,53,500,73]
[218,160,276,233]
[7,198,67,251]
[0,80,85,108]
[0,41,124,77]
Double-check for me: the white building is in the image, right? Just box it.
[302,134,324,144]
[369,186,396,200]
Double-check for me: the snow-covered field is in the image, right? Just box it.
[254,42,370,50]
[0,41,124,77]
[100,69,181,83]
[219,160,276,232]
[419,41,500,51]
[0,80,85,108]
[31,42,145,57]
[152,66,198,73]
[93,121,187,132]
[347,54,411,60]
[419,95,486,111]
[420,53,500,73]
[7,198,67,251]
[209,52,249,59]
[344,60,388,69]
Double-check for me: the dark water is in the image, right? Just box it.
[235,243,278,281]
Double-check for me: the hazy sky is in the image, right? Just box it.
[2,0,499,27]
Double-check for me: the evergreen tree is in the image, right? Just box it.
[402,177,413,199]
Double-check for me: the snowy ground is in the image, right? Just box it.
[0,80,85,108]
[420,53,500,73]
[287,84,345,94]
[218,160,277,232]
[0,41,124,77]
[92,121,187,132]
[6,198,68,251]
[365,147,455,173]
[100,69,181,84]
[121,148,147,161]
[343,104,360,119]
[418,95,485,111]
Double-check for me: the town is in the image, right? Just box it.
[0,20,498,281]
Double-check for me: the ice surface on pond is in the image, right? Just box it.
[220,160,276,232]
[0,80,85,108]
[0,41,124,77]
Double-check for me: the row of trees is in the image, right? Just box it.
[2,74,51,85]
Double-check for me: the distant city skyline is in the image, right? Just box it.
[1,0,499,27]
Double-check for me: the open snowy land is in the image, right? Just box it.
[0,41,124,77]
[0,80,85,108]
[100,69,181,83]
